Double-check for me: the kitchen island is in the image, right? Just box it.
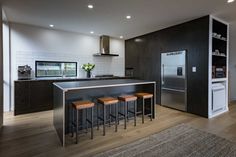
[53,79,156,146]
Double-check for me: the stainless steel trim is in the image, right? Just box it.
[53,83,65,90]
[57,81,156,91]
[162,87,185,93]
[62,91,65,147]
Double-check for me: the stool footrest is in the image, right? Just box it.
[118,112,125,117]
[109,114,116,119]
[136,111,142,114]
[97,116,104,121]
[86,119,93,124]
[97,115,116,121]
[127,110,135,114]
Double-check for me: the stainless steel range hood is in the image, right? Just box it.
[93,35,119,57]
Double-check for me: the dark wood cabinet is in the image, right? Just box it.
[14,82,30,115]
[29,81,53,112]
[15,81,52,115]
[14,77,130,115]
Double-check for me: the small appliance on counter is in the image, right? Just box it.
[212,66,226,78]
[18,65,32,80]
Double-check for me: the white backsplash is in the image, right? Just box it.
[10,23,125,80]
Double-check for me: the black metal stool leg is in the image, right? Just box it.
[97,104,99,130]
[127,101,129,122]
[150,97,153,121]
[86,108,88,133]
[124,102,127,129]
[91,107,94,139]
[142,98,145,124]
[76,109,79,144]
[134,100,137,126]
[118,101,120,125]
[103,104,106,136]
[115,103,118,132]
[71,106,74,137]
[109,105,111,127]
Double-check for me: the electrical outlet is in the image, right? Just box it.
[192,67,197,73]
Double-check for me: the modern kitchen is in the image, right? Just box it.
[0,0,236,157]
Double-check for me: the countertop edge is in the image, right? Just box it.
[54,80,156,92]
[14,76,132,82]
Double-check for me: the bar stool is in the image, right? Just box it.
[135,93,153,123]
[97,97,119,136]
[118,95,137,129]
[71,100,94,144]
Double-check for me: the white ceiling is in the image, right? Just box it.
[1,0,236,39]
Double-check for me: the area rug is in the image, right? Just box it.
[95,124,236,157]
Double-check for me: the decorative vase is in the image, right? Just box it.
[87,71,91,78]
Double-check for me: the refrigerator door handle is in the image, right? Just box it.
[162,64,165,85]
[162,87,185,93]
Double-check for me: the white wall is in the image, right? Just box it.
[3,21,10,112]
[229,21,236,101]
[10,23,125,109]
[0,7,3,127]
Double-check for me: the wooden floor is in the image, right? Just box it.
[1,104,236,157]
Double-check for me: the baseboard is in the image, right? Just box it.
[208,108,229,119]
[230,97,236,102]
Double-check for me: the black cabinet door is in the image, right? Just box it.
[29,81,52,112]
[14,82,30,115]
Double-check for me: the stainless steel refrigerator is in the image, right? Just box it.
[161,50,187,111]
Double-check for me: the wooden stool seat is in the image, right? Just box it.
[98,97,119,105]
[118,95,137,102]
[135,93,153,99]
[72,101,94,110]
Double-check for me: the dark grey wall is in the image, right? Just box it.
[125,16,210,117]
[0,6,3,127]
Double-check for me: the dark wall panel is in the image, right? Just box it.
[125,16,209,117]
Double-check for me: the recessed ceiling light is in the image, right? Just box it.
[90,31,94,34]
[49,24,54,28]
[126,15,131,19]
[88,4,94,9]
[120,36,124,39]
[135,38,143,42]
[227,0,235,3]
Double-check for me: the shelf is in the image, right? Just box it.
[212,78,227,83]
[212,36,227,42]
[212,54,227,58]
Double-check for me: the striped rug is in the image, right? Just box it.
[95,124,236,157]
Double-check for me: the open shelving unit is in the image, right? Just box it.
[208,16,229,118]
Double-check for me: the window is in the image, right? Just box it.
[35,61,77,77]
